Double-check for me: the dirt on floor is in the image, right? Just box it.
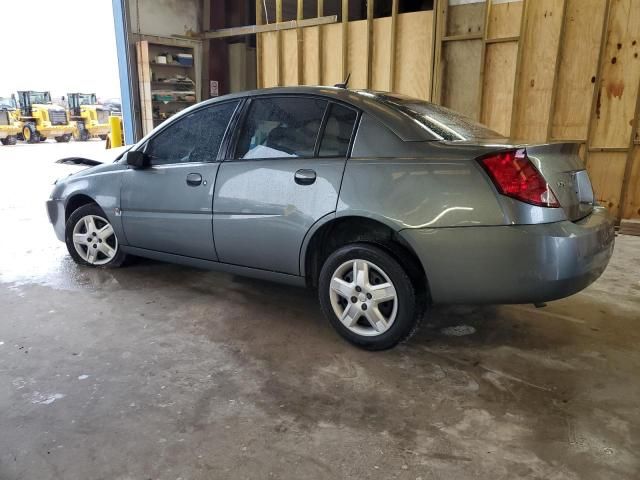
[0,141,639,480]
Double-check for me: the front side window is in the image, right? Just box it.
[235,97,327,159]
[319,103,358,157]
[146,101,238,165]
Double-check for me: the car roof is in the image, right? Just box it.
[199,86,435,142]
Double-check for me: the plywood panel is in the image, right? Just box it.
[512,0,564,141]
[590,0,640,148]
[281,29,298,86]
[136,41,154,136]
[322,22,343,86]
[481,41,518,136]
[302,26,320,85]
[441,39,483,119]
[551,0,606,140]
[260,31,279,87]
[487,0,523,39]
[347,20,368,89]
[395,11,433,100]
[446,1,485,37]
[372,16,391,91]
[622,146,640,218]
[587,151,628,217]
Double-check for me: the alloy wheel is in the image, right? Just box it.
[329,259,398,336]
[72,214,118,265]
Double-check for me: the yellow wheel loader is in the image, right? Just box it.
[68,93,110,141]
[0,95,21,146]
[16,91,73,143]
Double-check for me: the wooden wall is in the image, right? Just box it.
[258,6,435,101]
[256,0,640,222]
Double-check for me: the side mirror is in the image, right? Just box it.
[125,150,149,169]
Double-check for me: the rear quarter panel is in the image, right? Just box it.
[338,117,508,229]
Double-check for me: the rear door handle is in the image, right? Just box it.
[294,169,316,186]
[186,173,202,186]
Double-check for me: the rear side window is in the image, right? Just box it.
[146,101,238,165]
[319,103,358,157]
[236,97,327,159]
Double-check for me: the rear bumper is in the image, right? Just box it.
[400,206,615,304]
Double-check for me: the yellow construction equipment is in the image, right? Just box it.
[16,91,74,143]
[67,93,110,141]
[0,95,21,145]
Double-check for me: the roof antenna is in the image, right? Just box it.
[334,73,351,89]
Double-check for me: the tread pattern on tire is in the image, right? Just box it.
[64,203,128,269]
[318,242,424,350]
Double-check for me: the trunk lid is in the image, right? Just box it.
[524,143,594,221]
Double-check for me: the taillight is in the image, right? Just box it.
[478,149,560,208]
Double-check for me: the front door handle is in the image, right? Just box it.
[186,173,202,186]
[294,169,316,186]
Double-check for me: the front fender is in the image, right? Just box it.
[57,164,127,245]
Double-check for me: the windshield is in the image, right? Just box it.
[29,92,51,104]
[368,92,504,141]
[79,94,97,105]
[0,97,16,109]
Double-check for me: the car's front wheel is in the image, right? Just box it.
[65,204,127,268]
[318,243,422,350]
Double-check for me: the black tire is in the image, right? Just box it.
[318,243,422,350]
[55,134,71,143]
[22,124,39,143]
[1,135,17,145]
[65,203,128,269]
[99,134,108,141]
[75,122,89,141]
[40,136,47,142]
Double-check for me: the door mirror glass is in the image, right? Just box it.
[126,150,149,169]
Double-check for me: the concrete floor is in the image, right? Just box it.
[0,141,639,480]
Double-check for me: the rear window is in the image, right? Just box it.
[365,92,504,141]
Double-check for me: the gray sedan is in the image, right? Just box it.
[47,87,615,350]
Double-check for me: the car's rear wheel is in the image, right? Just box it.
[65,204,127,268]
[318,243,422,350]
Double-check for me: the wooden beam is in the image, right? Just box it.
[588,146,632,153]
[197,15,338,39]
[318,0,324,84]
[276,0,282,86]
[431,0,448,104]
[389,0,398,91]
[366,0,374,88]
[545,0,568,142]
[477,0,492,122]
[297,0,304,85]
[442,33,484,42]
[201,0,211,99]
[618,75,640,218]
[485,35,520,44]
[342,0,349,81]
[255,0,262,88]
[508,0,529,137]
[585,0,612,168]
